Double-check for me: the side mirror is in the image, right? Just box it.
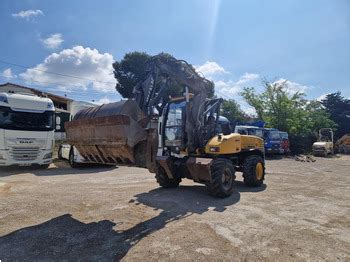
[56,116,61,125]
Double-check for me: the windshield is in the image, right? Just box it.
[0,106,54,131]
[236,127,263,137]
[280,132,288,139]
[164,102,185,147]
[252,129,263,138]
[269,130,281,140]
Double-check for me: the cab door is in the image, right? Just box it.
[163,101,186,154]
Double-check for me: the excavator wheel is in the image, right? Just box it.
[206,158,236,198]
[155,165,181,188]
[243,155,265,187]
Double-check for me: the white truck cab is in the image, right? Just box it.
[0,92,55,167]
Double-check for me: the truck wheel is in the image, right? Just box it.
[207,158,236,198]
[69,149,80,168]
[155,165,181,188]
[243,155,265,187]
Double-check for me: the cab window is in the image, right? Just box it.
[164,102,185,147]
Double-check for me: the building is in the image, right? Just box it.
[0,82,73,140]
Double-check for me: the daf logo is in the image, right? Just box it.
[19,140,34,144]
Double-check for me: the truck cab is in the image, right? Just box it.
[0,93,55,167]
[234,126,282,154]
[279,131,290,154]
[263,128,282,154]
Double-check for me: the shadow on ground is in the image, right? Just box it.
[0,160,117,177]
[0,181,265,260]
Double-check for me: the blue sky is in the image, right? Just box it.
[0,0,349,106]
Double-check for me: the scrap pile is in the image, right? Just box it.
[335,134,350,154]
[295,154,316,162]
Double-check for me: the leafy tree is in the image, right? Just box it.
[113,52,151,98]
[321,92,350,139]
[305,100,337,136]
[221,99,248,123]
[240,80,336,153]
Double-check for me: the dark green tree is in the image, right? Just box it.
[321,92,350,139]
[113,52,214,99]
[113,52,151,98]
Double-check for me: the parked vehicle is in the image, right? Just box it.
[234,125,282,154]
[58,143,89,168]
[263,128,282,154]
[312,128,334,157]
[0,92,55,167]
[64,54,266,198]
[58,102,97,167]
[279,131,290,154]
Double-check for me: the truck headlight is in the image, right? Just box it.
[0,154,6,160]
[43,152,53,159]
[209,147,220,152]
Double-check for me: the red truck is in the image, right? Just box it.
[279,131,290,154]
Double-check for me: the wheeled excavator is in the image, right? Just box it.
[65,54,265,198]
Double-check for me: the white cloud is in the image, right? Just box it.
[195,61,227,78]
[2,68,17,78]
[214,73,259,99]
[41,34,64,49]
[20,46,116,93]
[215,80,242,98]
[12,9,43,19]
[317,93,330,102]
[93,97,119,105]
[235,73,259,85]
[195,61,259,99]
[96,97,111,104]
[273,78,309,94]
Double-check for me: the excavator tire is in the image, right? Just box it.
[243,155,265,187]
[155,165,181,188]
[207,158,235,198]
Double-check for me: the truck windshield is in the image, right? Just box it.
[280,132,288,139]
[0,106,54,131]
[269,130,281,140]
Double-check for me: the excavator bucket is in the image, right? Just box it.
[65,99,157,168]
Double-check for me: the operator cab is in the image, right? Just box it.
[162,97,225,155]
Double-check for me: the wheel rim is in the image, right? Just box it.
[221,168,232,189]
[255,162,263,180]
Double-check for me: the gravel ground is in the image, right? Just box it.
[0,155,349,261]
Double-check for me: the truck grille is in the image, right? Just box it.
[9,147,40,161]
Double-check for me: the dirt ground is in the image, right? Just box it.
[0,155,349,261]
